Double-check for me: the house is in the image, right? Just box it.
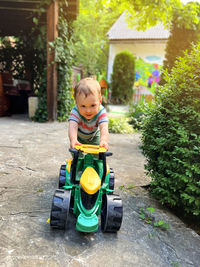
[107,12,170,82]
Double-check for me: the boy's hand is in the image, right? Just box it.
[100,140,109,151]
[70,140,81,148]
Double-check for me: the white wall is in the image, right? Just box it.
[107,40,167,81]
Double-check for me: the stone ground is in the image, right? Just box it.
[0,115,200,267]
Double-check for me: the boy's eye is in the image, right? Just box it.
[81,105,85,108]
[91,104,96,107]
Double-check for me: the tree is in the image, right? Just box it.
[106,0,200,30]
[111,50,135,104]
[72,0,200,77]
[72,0,122,76]
[163,4,200,75]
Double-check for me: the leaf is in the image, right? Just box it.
[139,213,146,220]
[146,207,155,213]
[37,188,44,193]
[154,220,164,226]
[33,17,38,25]
[154,220,170,230]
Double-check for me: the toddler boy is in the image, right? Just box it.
[68,78,109,150]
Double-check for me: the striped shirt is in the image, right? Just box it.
[69,105,108,141]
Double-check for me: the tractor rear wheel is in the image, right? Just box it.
[50,189,71,230]
[59,164,66,188]
[101,194,123,233]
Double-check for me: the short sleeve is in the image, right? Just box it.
[68,106,80,123]
[97,106,108,124]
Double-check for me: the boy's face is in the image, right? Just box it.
[76,92,101,120]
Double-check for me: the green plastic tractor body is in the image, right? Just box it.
[50,145,123,233]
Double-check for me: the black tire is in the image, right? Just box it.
[50,189,71,230]
[59,164,66,188]
[101,194,123,233]
[109,168,115,191]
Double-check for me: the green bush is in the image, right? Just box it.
[141,44,200,217]
[108,117,134,134]
[129,96,155,130]
[111,50,135,104]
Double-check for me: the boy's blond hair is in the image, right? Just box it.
[74,78,102,99]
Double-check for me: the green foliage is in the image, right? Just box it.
[33,69,48,122]
[129,101,145,130]
[162,4,200,79]
[72,0,122,76]
[111,50,135,104]
[106,1,200,31]
[72,0,200,77]
[0,30,47,91]
[32,20,48,122]
[54,13,74,121]
[108,117,134,134]
[139,207,170,230]
[0,37,25,78]
[34,0,74,122]
[141,43,200,217]
[37,188,44,193]
[129,97,155,130]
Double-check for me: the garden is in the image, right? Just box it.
[0,0,200,232]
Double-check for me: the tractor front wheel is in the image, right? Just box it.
[101,194,123,233]
[50,189,71,230]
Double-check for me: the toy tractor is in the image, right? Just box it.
[50,144,123,233]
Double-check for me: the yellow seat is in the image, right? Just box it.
[80,167,101,195]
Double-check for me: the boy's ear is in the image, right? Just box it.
[73,91,76,100]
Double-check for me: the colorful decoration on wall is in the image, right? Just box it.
[134,59,162,94]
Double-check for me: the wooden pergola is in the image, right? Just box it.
[0,0,79,121]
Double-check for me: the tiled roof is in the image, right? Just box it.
[107,12,170,40]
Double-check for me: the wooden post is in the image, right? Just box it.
[47,1,58,121]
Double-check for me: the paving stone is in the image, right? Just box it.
[0,115,199,267]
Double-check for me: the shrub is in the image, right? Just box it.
[141,44,200,217]
[129,96,155,130]
[108,117,134,134]
[111,50,135,104]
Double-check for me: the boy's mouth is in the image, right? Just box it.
[86,114,92,118]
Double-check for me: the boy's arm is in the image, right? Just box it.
[68,120,81,148]
[99,122,109,150]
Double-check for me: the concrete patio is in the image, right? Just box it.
[0,115,199,267]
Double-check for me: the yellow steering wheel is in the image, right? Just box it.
[74,144,106,154]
